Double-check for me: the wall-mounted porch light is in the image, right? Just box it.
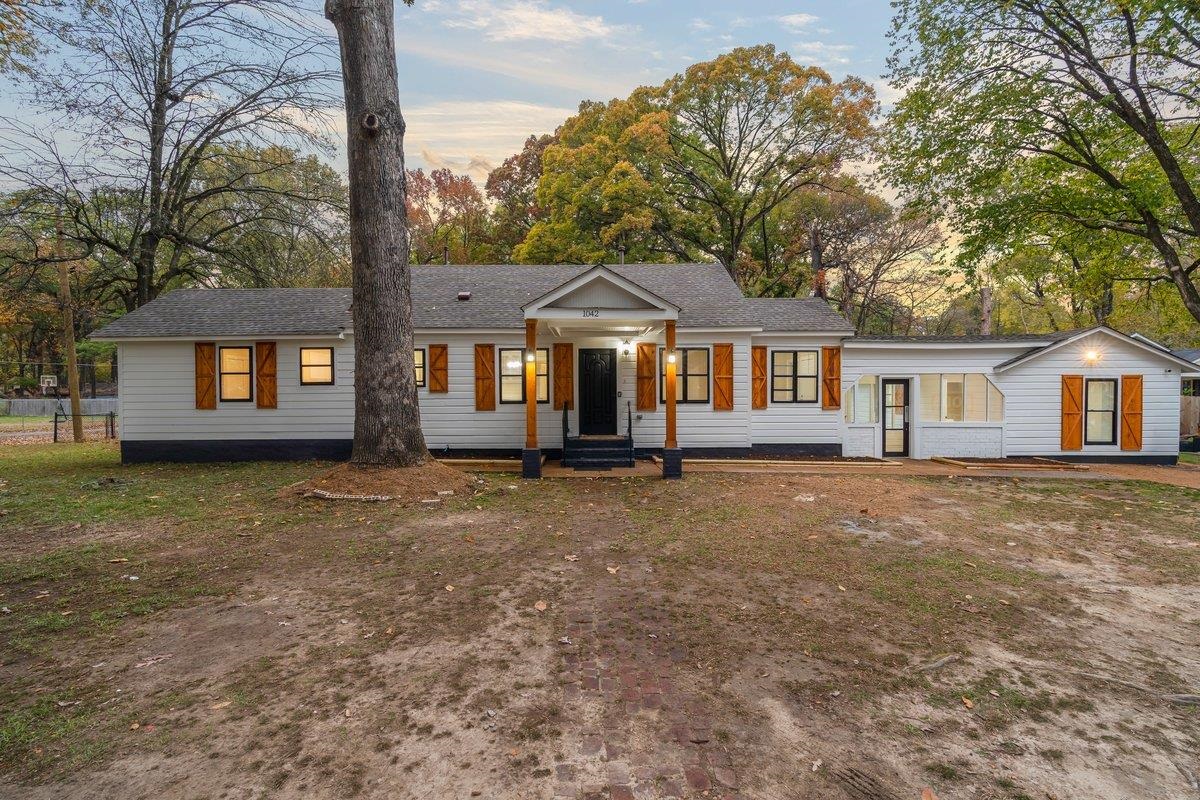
[525,349,536,363]
[1083,349,1101,365]
[621,340,632,355]
[666,350,677,365]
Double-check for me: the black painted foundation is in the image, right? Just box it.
[521,448,542,479]
[661,447,683,479]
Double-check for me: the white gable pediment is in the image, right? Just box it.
[523,264,678,320]
[547,278,657,310]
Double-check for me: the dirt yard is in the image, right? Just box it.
[1,443,1198,800]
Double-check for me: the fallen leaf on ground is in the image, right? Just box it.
[210,700,232,710]
[108,558,129,563]
[564,555,579,562]
[922,789,940,800]
[534,600,548,612]
[961,696,974,709]
[444,585,454,592]
[606,566,620,574]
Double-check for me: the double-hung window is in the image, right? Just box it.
[770,350,818,403]
[660,347,709,403]
[499,348,549,403]
[413,348,426,388]
[1085,379,1117,445]
[300,347,335,386]
[219,346,253,402]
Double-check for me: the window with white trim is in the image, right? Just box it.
[919,374,1003,422]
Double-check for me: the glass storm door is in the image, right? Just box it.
[882,379,910,457]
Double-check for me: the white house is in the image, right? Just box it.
[92,263,1193,477]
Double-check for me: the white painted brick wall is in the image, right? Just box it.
[919,425,1003,458]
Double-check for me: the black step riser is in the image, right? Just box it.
[567,439,631,450]
[563,449,630,460]
[562,459,634,469]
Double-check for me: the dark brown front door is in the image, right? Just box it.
[882,379,910,457]
[579,348,617,435]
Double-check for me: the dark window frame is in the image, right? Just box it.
[1084,378,1118,446]
[659,347,710,404]
[498,347,550,404]
[413,348,426,388]
[770,349,819,404]
[299,346,335,386]
[218,345,254,402]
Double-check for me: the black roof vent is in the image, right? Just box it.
[457,291,471,301]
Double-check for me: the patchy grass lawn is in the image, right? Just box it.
[1,443,1197,800]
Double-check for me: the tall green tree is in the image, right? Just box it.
[518,45,875,284]
[885,0,1200,323]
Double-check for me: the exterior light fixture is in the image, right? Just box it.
[621,339,632,355]
[525,350,536,363]
[666,350,677,365]
[1083,349,1101,365]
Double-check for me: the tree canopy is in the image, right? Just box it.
[885,0,1200,324]
[517,45,876,286]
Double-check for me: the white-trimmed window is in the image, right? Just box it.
[219,346,253,401]
[300,347,334,386]
[660,347,709,403]
[844,375,879,423]
[1085,378,1117,445]
[919,374,1003,422]
[499,348,549,403]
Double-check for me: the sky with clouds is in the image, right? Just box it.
[382,0,896,181]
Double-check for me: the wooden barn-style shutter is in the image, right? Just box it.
[821,346,842,410]
[636,342,656,411]
[474,344,496,411]
[195,342,216,410]
[713,343,734,411]
[1120,374,1143,451]
[428,344,448,393]
[553,343,574,410]
[751,346,768,409]
[255,342,278,409]
[1061,375,1084,451]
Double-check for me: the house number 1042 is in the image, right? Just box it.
[581,308,600,317]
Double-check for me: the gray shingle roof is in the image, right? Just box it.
[92,287,353,339]
[850,331,1075,344]
[92,263,853,339]
[1173,347,1200,363]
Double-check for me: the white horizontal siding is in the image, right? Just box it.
[118,339,355,441]
[749,337,845,445]
[118,332,758,450]
[996,332,1181,457]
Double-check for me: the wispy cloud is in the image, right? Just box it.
[689,18,712,32]
[778,13,819,32]
[437,0,625,44]
[791,40,854,67]
[405,100,575,180]
[394,36,633,96]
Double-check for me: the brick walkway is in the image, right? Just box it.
[553,587,741,800]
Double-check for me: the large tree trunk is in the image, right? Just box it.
[326,0,428,466]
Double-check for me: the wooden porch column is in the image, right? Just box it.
[522,318,541,478]
[662,319,682,477]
